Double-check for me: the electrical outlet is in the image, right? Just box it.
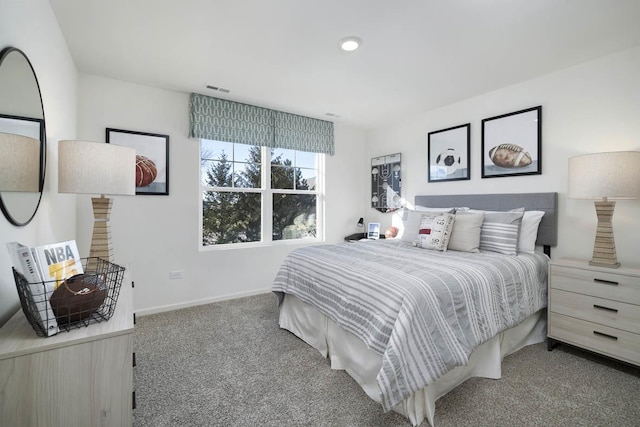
[169,271,183,280]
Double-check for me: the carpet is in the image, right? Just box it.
[132,293,640,426]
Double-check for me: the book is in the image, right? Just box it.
[32,240,84,290]
[6,242,59,336]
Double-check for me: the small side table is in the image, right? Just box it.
[547,258,640,367]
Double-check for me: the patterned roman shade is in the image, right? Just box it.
[189,93,335,155]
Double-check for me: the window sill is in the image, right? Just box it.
[199,237,322,252]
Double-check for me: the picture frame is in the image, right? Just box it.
[0,113,44,141]
[106,128,169,195]
[371,153,401,213]
[481,106,542,178]
[427,123,470,182]
[0,113,45,191]
[367,222,380,240]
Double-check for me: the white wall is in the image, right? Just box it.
[77,74,366,314]
[365,46,640,266]
[0,0,78,326]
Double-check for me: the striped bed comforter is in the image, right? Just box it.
[272,239,549,411]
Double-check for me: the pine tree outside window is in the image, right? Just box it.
[200,139,322,247]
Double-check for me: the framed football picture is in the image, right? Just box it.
[427,123,470,182]
[106,128,169,195]
[481,106,542,178]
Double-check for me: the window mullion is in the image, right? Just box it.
[262,147,272,243]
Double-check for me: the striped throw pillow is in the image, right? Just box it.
[479,211,524,255]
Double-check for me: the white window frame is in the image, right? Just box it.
[199,144,325,250]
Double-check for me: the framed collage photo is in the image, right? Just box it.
[427,123,470,182]
[106,128,169,195]
[481,106,542,178]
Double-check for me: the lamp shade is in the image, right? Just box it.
[0,132,40,192]
[568,151,640,200]
[58,140,135,195]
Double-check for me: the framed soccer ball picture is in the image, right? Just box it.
[427,123,470,182]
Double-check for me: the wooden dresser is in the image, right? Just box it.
[548,258,640,366]
[0,273,135,426]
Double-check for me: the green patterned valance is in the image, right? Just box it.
[189,93,334,155]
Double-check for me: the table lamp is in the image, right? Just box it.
[58,140,135,265]
[0,132,40,192]
[568,151,640,268]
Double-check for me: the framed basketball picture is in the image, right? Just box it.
[427,123,470,182]
[106,128,169,195]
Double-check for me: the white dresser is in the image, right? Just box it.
[548,258,640,366]
[0,273,135,426]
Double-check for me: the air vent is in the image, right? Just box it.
[205,85,230,93]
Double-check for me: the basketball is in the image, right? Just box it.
[385,226,399,239]
[136,155,158,187]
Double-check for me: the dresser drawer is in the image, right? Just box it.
[548,312,640,366]
[550,265,640,305]
[550,289,640,334]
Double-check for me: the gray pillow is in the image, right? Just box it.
[448,212,484,253]
[479,210,524,255]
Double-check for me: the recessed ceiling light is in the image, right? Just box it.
[338,36,362,52]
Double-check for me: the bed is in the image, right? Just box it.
[272,193,558,426]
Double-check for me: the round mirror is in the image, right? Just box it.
[0,47,46,226]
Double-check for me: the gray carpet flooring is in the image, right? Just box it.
[133,293,640,427]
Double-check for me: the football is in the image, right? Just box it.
[136,155,158,187]
[50,273,107,325]
[435,148,461,175]
[488,144,532,168]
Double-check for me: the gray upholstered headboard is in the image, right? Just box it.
[414,192,558,250]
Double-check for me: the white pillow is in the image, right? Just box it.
[519,210,545,253]
[448,212,484,253]
[413,212,456,251]
[414,206,456,213]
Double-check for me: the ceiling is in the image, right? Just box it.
[49,0,640,130]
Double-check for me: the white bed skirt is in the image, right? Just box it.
[279,294,547,427]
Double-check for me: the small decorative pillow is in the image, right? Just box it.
[448,212,484,253]
[402,209,453,242]
[479,210,524,255]
[413,213,455,251]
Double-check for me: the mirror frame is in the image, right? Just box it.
[0,46,46,227]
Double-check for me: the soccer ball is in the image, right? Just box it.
[435,148,461,176]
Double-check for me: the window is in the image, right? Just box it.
[200,139,322,247]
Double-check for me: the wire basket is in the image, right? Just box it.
[12,257,125,337]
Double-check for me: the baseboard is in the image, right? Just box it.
[135,288,273,316]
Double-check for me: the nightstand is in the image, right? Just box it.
[0,272,135,426]
[547,258,640,367]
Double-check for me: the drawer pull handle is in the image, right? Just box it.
[593,278,619,286]
[593,304,618,313]
[593,331,618,341]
